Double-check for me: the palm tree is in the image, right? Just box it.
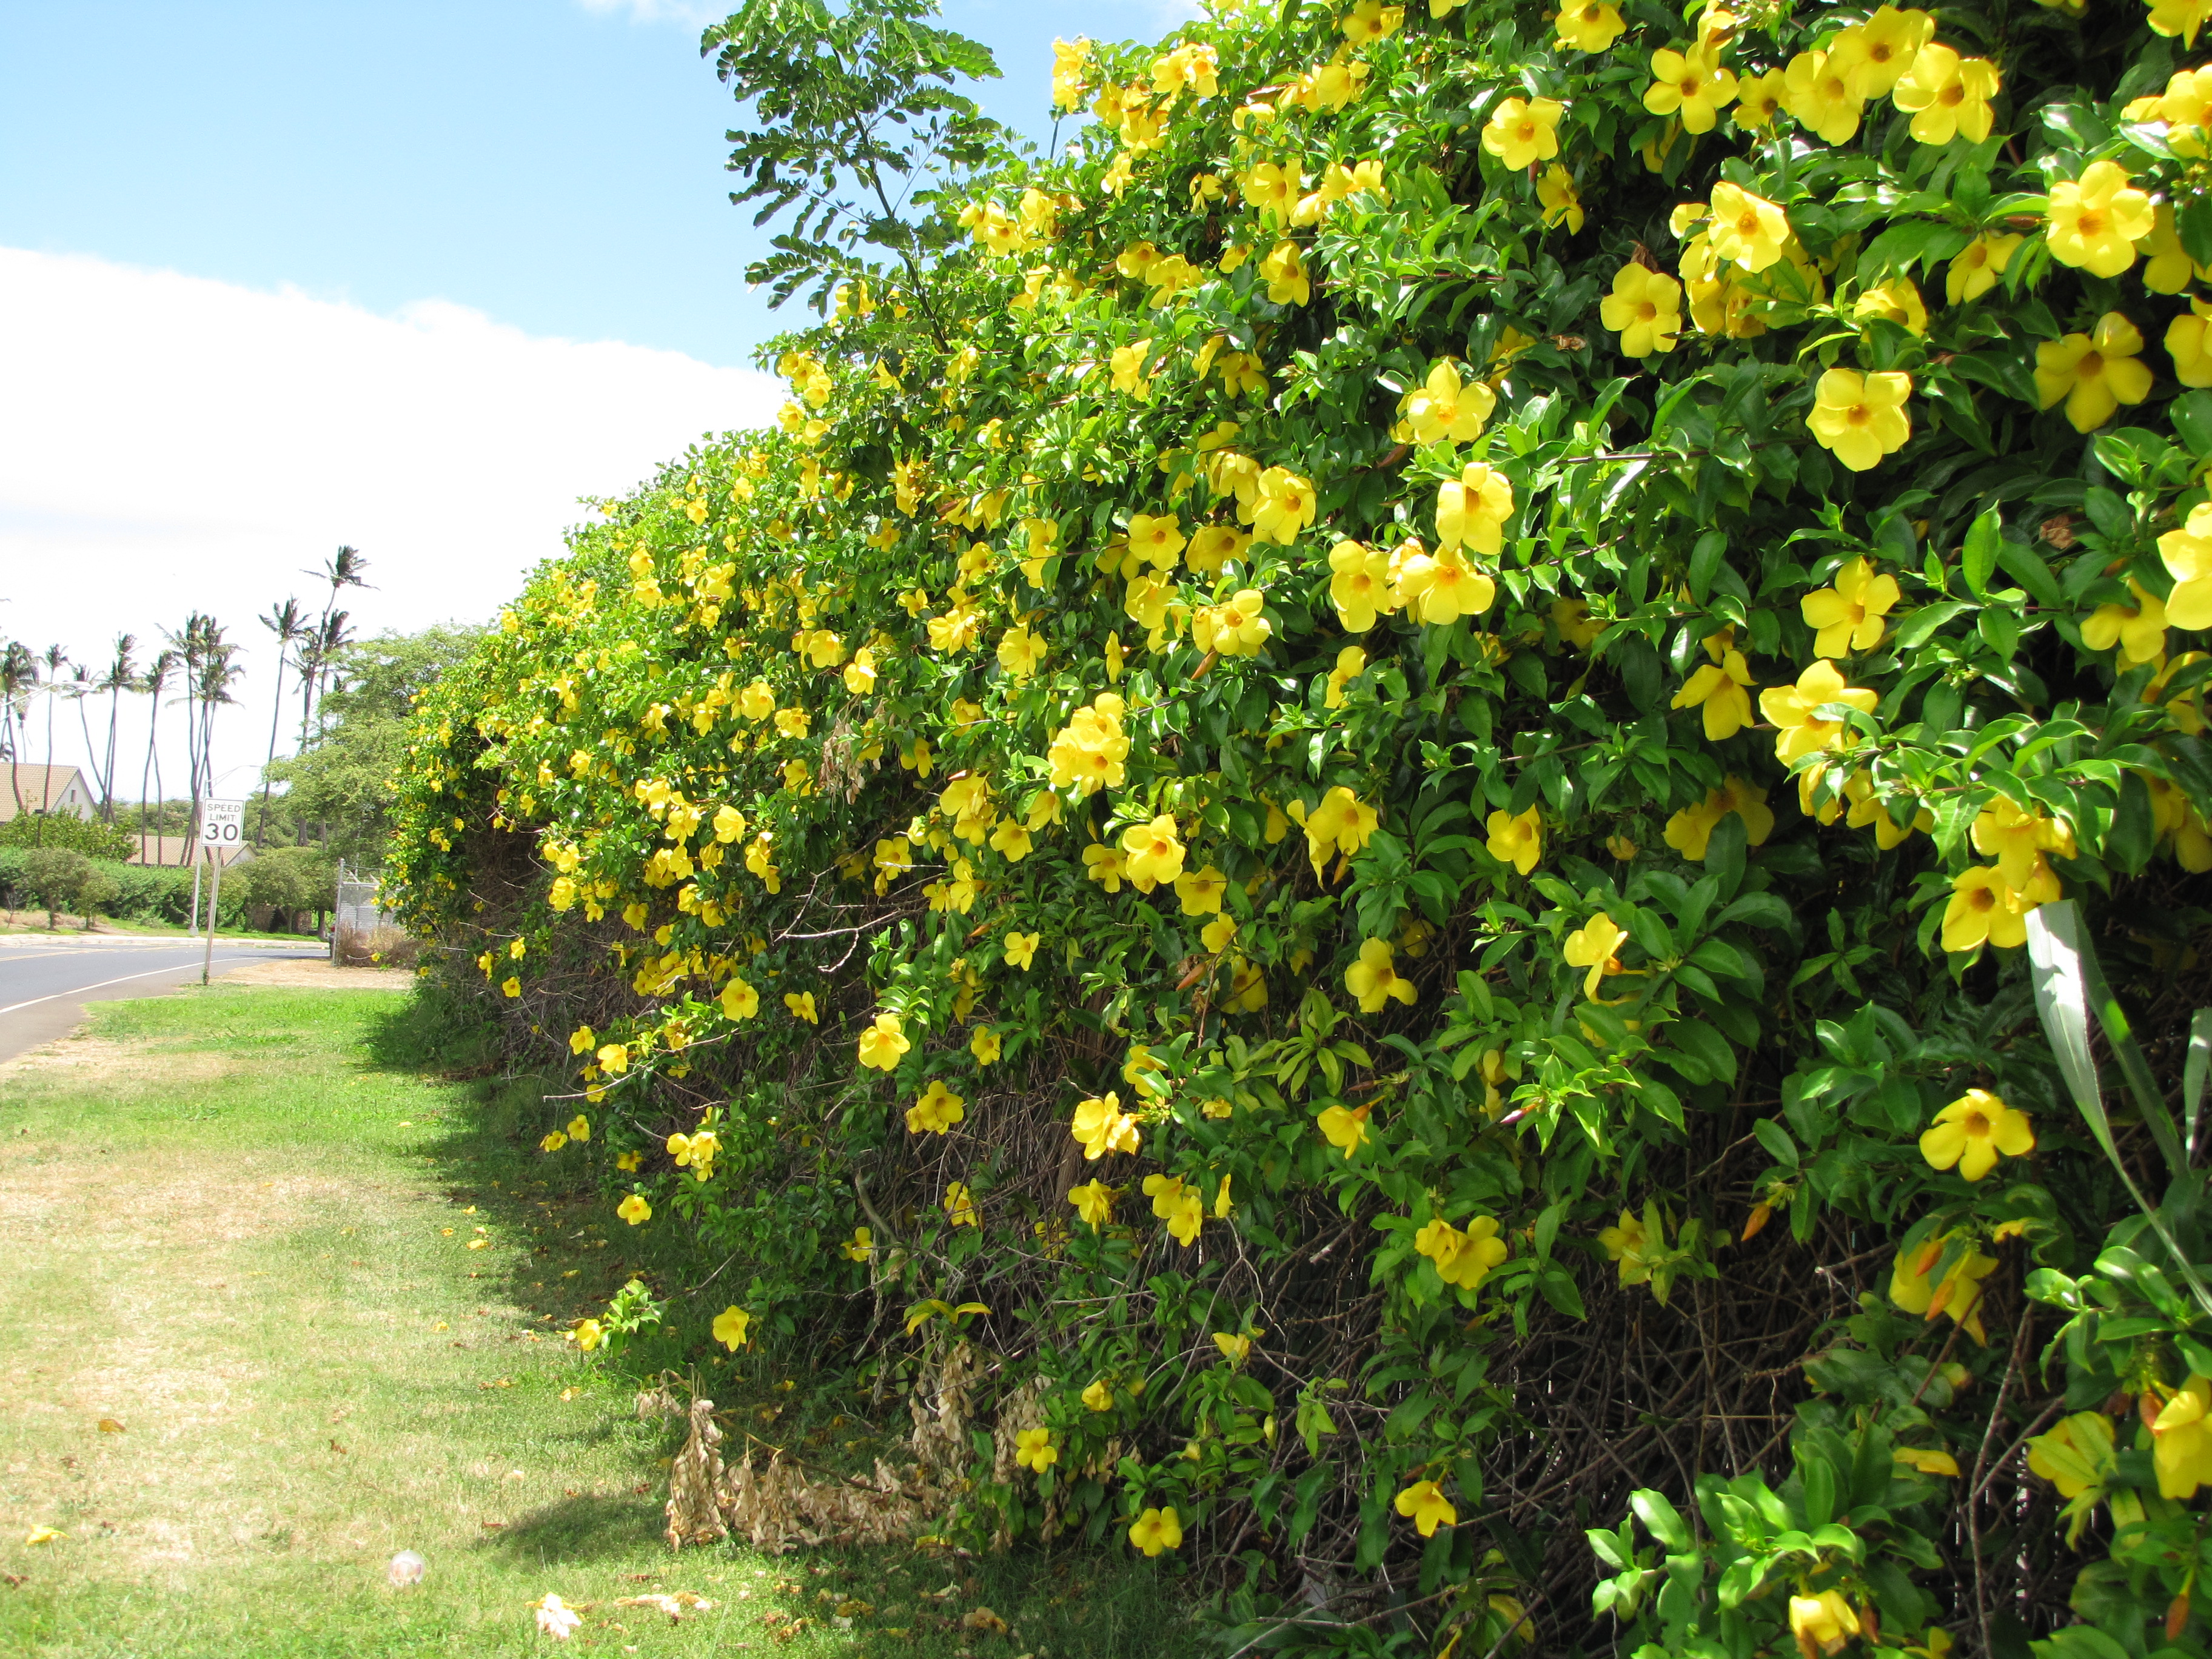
[38,643,68,825]
[256,599,306,847]
[138,649,176,863]
[98,636,135,825]
[69,663,102,814]
[164,614,214,856]
[0,641,35,820]
[299,547,369,745]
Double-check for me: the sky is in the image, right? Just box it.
[0,0,1182,805]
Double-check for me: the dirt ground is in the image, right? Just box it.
[216,957,414,992]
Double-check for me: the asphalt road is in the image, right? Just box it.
[0,937,324,1064]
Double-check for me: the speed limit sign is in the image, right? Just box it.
[201,799,246,847]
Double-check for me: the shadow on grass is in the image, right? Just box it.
[476,1490,669,1564]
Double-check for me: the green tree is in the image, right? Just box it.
[234,845,337,934]
[20,846,93,930]
[266,626,483,870]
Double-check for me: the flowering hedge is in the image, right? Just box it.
[390,0,2212,1647]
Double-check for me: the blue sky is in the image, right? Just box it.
[0,0,1176,370]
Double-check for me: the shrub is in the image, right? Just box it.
[387,0,2212,1647]
[0,813,136,862]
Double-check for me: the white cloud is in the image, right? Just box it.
[574,0,728,23]
[0,246,779,798]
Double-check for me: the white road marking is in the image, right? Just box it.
[0,957,262,1017]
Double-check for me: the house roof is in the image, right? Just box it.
[125,836,253,868]
[0,763,93,822]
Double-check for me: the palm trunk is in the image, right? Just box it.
[139,691,156,866]
[256,652,287,849]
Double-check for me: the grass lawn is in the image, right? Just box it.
[0,987,1183,1658]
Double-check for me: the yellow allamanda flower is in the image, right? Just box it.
[1481,96,1564,170]
[1554,0,1624,51]
[1193,589,1273,656]
[1600,264,1683,358]
[1733,70,1784,129]
[1536,164,1584,230]
[907,1079,966,1135]
[1338,0,1404,44]
[1068,1179,1116,1228]
[1598,1204,1660,1282]
[2035,312,2151,434]
[1808,369,1912,472]
[1174,864,1228,916]
[1831,4,1933,97]
[1330,539,1399,631]
[1345,937,1418,1012]
[1663,776,1775,860]
[1128,1507,1182,1555]
[1946,232,2022,304]
[1671,645,1758,740]
[1760,660,1877,763]
[1404,360,1496,446]
[1920,1088,2034,1181]
[2045,161,2154,277]
[1853,276,1927,336]
[1004,930,1040,970]
[1395,1480,1458,1537]
[1325,645,1367,709]
[1802,557,1900,655]
[1485,806,1542,874]
[1644,46,1737,133]
[1971,798,2076,890]
[1563,912,1626,997]
[1121,814,1187,891]
[1783,49,1863,142]
[1258,241,1311,306]
[1072,1092,1142,1159]
[1393,545,1495,625]
[1082,843,1130,891]
[1706,181,1789,272]
[1316,1101,1373,1155]
[2160,503,2212,626]
[1414,1215,1510,1289]
[617,1194,652,1226]
[1239,160,1302,221]
[1250,466,1316,544]
[1789,1592,1863,1657]
[2081,580,2168,668]
[1889,1235,1997,1341]
[1940,863,2056,953]
[1014,1427,1057,1474]
[1293,785,1382,877]
[1433,462,1514,556]
[2150,0,2212,46]
[943,1182,979,1228]
[1892,44,1999,144]
[857,1011,910,1071]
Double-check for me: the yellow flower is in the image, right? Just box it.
[1970,797,2077,889]
[1258,240,1310,306]
[1346,937,1418,1012]
[1015,1427,1058,1473]
[907,1080,967,1135]
[2045,161,2155,276]
[1760,660,1878,764]
[1250,466,1316,543]
[1832,4,1934,95]
[1484,805,1542,874]
[1127,511,1185,572]
[1920,1088,2034,1181]
[1644,47,1737,133]
[540,1130,568,1153]
[712,1306,752,1350]
[2035,312,2152,433]
[1481,96,1564,170]
[1853,276,1927,336]
[1784,50,1864,143]
[1663,776,1775,860]
[2162,503,2212,627]
[23,1526,64,1546]
[1734,69,1785,130]
[617,1194,651,1226]
[1082,1378,1115,1412]
[1393,545,1496,625]
[722,976,760,1021]
[1894,1446,1961,1476]
[1563,913,1625,997]
[2153,1378,2212,1496]
[1212,1329,1256,1365]
[2027,1412,2115,1501]
[1394,1480,1458,1537]
[1554,0,1625,50]
[785,991,818,1024]
[2079,579,2168,668]
[857,1011,910,1071]
[1433,463,1514,557]
[1128,1506,1183,1555]
[501,976,522,999]
[1892,44,1999,144]
[572,1319,604,1352]
[1316,1101,1374,1155]
[996,624,1046,680]
[970,1027,1002,1066]
[1068,1178,1116,1228]
[1404,360,1497,446]
[1671,646,1758,740]
[2151,0,2212,45]
[1889,1237,1995,1342]
[1072,1091,1142,1159]
[1789,1590,1863,1657]
[843,1227,874,1261]
[1325,645,1368,709]
[1415,1215,1510,1289]
[942,1181,979,1228]
[568,1115,590,1142]
[615,1150,642,1172]
[1116,815,1185,893]
[1004,930,1041,970]
[1706,181,1789,272]
[1801,557,1900,655]
[1082,843,1129,891]
[1600,264,1684,358]
[568,1024,596,1056]
[1808,367,1912,472]
[1940,865,2050,953]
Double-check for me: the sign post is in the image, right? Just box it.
[199,799,244,986]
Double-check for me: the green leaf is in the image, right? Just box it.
[1630,1489,1694,1552]
[1752,1118,1798,1168]
[1962,506,2002,600]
